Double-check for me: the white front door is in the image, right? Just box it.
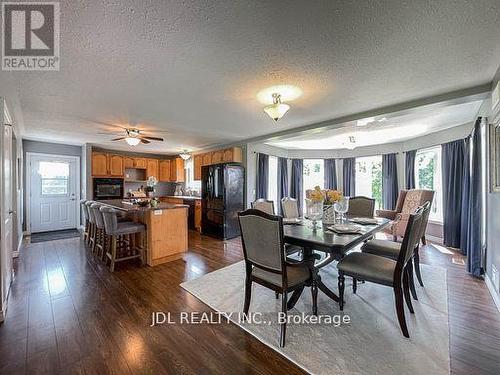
[1,123,13,311]
[29,155,78,233]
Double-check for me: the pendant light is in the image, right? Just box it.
[264,93,290,122]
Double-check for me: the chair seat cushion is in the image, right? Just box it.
[337,252,396,286]
[114,222,146,235]
[252,264,310,288]
[361,239,401,260]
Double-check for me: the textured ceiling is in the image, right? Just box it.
[2,0,500,154]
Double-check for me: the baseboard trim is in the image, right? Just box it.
[485,273,500,313]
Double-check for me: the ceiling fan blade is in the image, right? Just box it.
[140,138,151,144]
[142,136,164,141]
[111,137,126,141]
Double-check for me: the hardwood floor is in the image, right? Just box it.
[0,231,499,374]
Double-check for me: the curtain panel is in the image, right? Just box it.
[256,153,269,200]
[405,150,416,189]
[382,153,399,210]
[324,158,338,190]
[342,158,355,197]
[277,157,288,214]
[291,159,303,215]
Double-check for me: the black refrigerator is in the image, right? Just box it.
[201,163,244,240]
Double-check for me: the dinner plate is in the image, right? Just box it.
[327,224,364,234]
[349,217,379,225]
[283,218,302,224]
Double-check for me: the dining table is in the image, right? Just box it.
[283,218,391,314]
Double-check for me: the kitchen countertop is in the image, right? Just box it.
[97,199,189,212]
[123,195,201,200]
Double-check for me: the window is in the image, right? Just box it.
[38,161,69,196]
[303,159,324,205]
[267,156,278,210]
[185,158,201,191]
[355,156,382,209]
[415,147,443,222]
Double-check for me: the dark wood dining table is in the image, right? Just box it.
[283,218,390,313]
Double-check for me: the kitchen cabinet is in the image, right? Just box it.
[123,157,134,169]
[134,158,147,169]
[170,158,185,182]
[92,152,109,176]
[211,150,223,164]
[108,155,124,176]
[162,197,184,204]
[195,200,201,231]
[159,160,171,182]
[202,153,212,166]
[193,154,203,181]
[146,159,159,179]
[223,147,242,163]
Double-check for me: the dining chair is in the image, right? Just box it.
[281,197,299,219]
[347,196,375,218]
[90,203,105,256]
[337,206,424,338]
[251,199,275,215]
[238,209,312,347]
[361,201,432,296]
[80,199,90,243]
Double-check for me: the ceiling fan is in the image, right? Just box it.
[109,128,164,146]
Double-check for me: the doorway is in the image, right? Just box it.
[27,153,80,234]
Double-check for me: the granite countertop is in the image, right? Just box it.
[164,195,201,200]
[98,200,189,212]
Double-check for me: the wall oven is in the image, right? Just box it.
[93,178,124,200]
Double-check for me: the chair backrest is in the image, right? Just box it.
[347,196,375,218]
[80,200,89,220]
[281,197,299,219]
[394,190,408,213]
[100,206,119,234]
[90,203,105,229]
[251,199,275,215]
[401,189,435,214]
[397,206,424,268]
[417,201,432,240]
[85,201,96,223]
[238,209,285,272]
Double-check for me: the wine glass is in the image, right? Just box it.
[305,199,323,230]
[334,196,349,223]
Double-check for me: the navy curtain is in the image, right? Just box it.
[291,159,303,215]
[441,139,467,248]
[464,118,483,277]
[382,153,399,210]
[256,153,268,199]
[342,158,355,197]
[277,157,288,214]
[324,158,338,189]
[460,139,471,255]
[405,150,416,189]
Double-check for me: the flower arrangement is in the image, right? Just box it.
[145,176,158,194]
[309,186,342,205]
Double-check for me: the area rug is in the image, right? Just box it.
[181,261,449,375]
[30,229,80,243]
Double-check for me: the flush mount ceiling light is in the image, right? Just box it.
[179,150,191,160]
[264,93,291,122]
[125,136,141,146]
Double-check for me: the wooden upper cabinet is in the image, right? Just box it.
[146,159,159,179]
[170,158,185,182]
[108,155,124,176]
[193,154,203,180]
[202,153,212,166]
[91,152,108,176]
[159,160,171,182]
[134,158,147,169]
[211,150,223,164]
[123,157,134,169]
[223,147,242,163]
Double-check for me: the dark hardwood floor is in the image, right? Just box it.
[0,231,499,374]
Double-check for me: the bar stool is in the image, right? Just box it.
[100,206,146,272]
[80,199,90,243]
[90,203,107,259]
[85,200,96,249]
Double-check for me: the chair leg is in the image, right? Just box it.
[352,277,357,294]
[402,267,415,314]
[407,260,418,300]
[243,271,252,315]
[394,283,409,338]
[279,291,288,348]
[414,247,424,287]
[109,235,117,272]
[311,282,318,316]
[338,271,345,311]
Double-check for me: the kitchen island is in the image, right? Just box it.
[98,200,189,266]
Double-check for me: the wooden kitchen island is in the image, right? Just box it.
[99,200,189,266]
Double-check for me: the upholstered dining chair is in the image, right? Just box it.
[281,197,299,219]
[238,209,312,347]
[376,189,434,242]
[347,196,375,218]
[361,201,432,296]
[251,199,275,215]
[337,206,424,338]
[80,200,90,244]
